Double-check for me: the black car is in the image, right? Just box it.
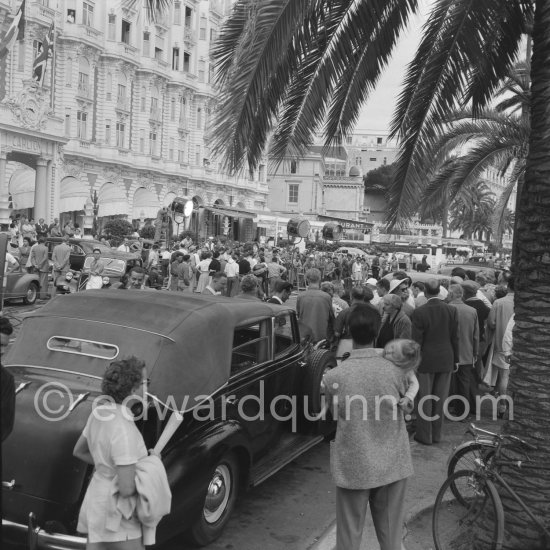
[45,238,140,271]
[2,292,335,548]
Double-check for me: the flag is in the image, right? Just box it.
[32,22,54,86]
[0,0,25,59]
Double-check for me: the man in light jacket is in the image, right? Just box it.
[52,235,72,295]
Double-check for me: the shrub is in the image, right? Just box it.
[140,224,156,239]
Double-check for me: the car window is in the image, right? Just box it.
[83,256,125,274]
[71,244,85,255]
[274,312,297,359]
[231,321,270,376]
[47,336,119,359]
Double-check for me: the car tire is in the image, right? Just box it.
[303,350,336,416]
[187,453,240,547]
[23,282,38,305]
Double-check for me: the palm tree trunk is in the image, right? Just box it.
[498,1,550,547]
[441,194,449,238]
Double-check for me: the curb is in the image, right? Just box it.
[309,497,436,550]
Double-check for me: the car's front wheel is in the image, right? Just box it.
[23,282,38,305]
[187,453,240,546]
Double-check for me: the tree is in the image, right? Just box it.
[210,0,550,547]
[449,182,496,241]
[363,163,395,192]
[102,219,134,245]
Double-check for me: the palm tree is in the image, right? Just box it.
[448,182,496,241]
[210,1,550,547]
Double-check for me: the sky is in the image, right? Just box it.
[355,1,432,134]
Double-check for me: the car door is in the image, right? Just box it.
[70,243,86,270]
[223,318,295,459]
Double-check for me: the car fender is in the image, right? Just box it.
[447,438,498,469]
[159,419,251,537]
[10,273,40,294]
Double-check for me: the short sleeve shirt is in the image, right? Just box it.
[83,404,147,472]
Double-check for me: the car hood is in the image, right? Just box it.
[2,368,98,505]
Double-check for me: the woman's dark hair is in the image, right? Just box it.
[102,357,144,403]
[465,270,477,281]
[348,304,380,346]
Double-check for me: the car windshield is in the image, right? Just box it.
[83,242,111,254]
[83,256,126,275]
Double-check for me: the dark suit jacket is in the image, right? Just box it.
[411,298,459,373]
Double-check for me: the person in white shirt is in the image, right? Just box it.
[365,278,380,306]
[224,254,240,297]
[117,238,131,252]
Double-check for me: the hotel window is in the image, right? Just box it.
[355,156,361,165]
[105,120,111,145]
[108,14,116,40]
[210,28,217,42]
[150,96,159,114]
[64,113,71,136]
[198,60,205,83]
[185,6,193,28]
[288,184,299,203]
[149,132,157,156]
[195,145,201,166]
[196,107,202,129]
[33,40,43,60]
[121,20,131,44]
[369,157,377,162]
[199,16,207,40]
[179,96,186,122]
[170,98,176,120]
[139,129,145,153]
[346,136,353,144]
[178,138,185,163]
[169,138,174,160]
[183,51,190,72]
[18,40,25,71]
[116,122,125,148]
[377,137,383,145]
[82,2,94,27]
[154,37,164,60]
[76,111,87,139]
[174,1,181,24]
[172,47,180,70]
[117,83,126,100]
[142,32,150,57]
[383,157,387,165]
[290,160,297,174]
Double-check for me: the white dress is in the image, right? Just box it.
[195,259,211,293]
[77,404,147,542]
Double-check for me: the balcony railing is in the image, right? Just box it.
[76,82,92,99]
[150,107,162,122]
[28,1,56,24]
[116,97,130,112]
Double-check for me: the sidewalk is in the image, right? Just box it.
[310,417,502,550]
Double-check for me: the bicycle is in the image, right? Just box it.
[446,424,500,505]
[433,429,550,550]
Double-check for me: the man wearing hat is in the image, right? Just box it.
[388,277,414,318]
[267,279,293,304]
[365,277,381,306]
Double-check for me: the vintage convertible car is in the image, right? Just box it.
[2,291,335,549]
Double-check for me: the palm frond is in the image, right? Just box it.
[491,163,523,240]
[387,0,529,228]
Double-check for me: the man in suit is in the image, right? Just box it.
[447,284,479,417]
[202,272,227,296]
[323,304,413,550]
[267,279,292,304]
[411,278,459,445]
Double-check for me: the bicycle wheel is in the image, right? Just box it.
[433,470,504,550]
[447,443,497,506]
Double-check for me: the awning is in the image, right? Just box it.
[9,168,35,209]
[203,206,255,220]
[59,196,87,213]
[98,183,128,217]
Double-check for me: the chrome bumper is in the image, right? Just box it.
[2,514,86,550]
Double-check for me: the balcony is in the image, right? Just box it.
[149,107,162,123]
[178,117,190,134]
[103,42,140,65]
[27,1,57,26]
[76,82,93,101]
[61,24,104,49]
[115,96,130,113]
[184,26,197,45]
[138,56,171,77]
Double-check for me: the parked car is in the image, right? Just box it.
[2,261,40,305]
[382,270,452,286]
[81,254,143,286]
[2,292,335,548]
[437,263,498,280]
[45,238,140,272]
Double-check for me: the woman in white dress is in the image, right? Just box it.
[73,357,150,550]
[86,249,105,290]
[195,252,212,293]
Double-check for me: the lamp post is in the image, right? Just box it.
[90,190,99,238]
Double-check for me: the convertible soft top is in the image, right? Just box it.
[6,290,290,410]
